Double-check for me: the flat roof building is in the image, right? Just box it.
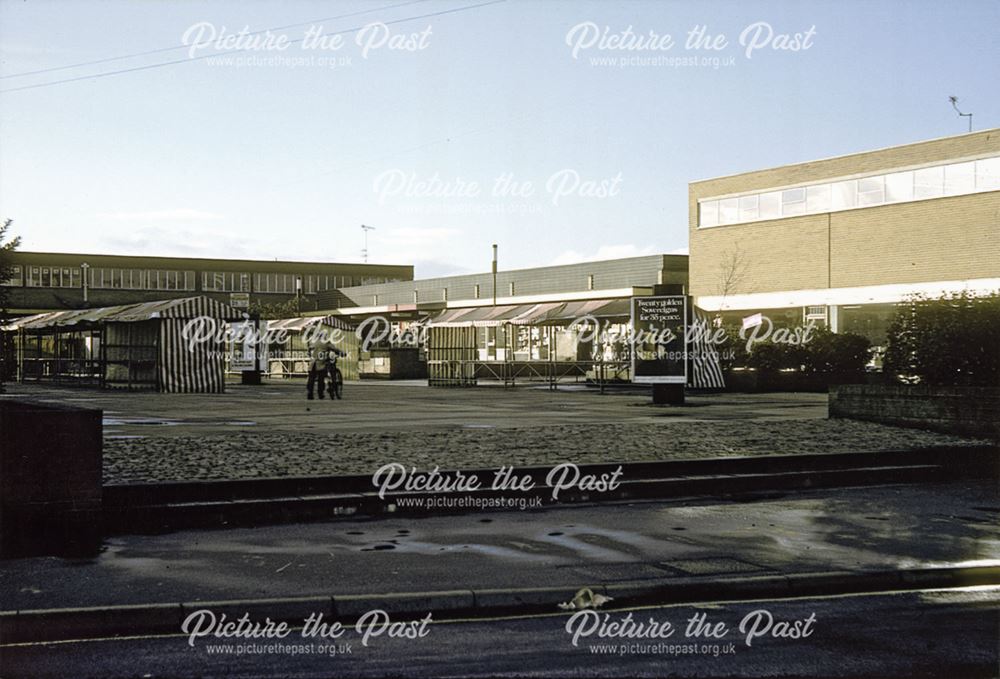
[316,254,688,320]
[2,252,413,315]
[689,129,1000,340]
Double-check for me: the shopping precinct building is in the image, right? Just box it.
[3,252,413,315]
[689,129,1000,340]
[3,129,997,389]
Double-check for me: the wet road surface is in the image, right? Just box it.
[2,480,997,611]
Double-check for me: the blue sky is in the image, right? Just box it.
[1,0,998,277]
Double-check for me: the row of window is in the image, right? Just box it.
[89,268,196,290]
[699,156,1000,228]
[202,272,391,293]
[3,265,398,293]
[404,282,519,305]
[2,266,196,290]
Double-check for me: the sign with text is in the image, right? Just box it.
[630,295,687,384]
[229,292,250,309]
[229,320,260,371]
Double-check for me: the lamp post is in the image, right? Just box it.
[491,243,498,306]
[80,262,90,304]
[361,225,376,263]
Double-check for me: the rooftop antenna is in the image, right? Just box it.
[949,96,973,132]
[361,224,376,263]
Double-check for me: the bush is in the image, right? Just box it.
[803,328,871,375]
[746,341,809,372]
[883,291,1000,387]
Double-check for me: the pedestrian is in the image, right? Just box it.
[306,338,346,400]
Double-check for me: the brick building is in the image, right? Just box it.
[689,129,1000,340]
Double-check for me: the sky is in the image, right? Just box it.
[1,0,998,278]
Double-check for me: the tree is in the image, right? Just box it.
[0,219,22,391]
[249,297,302,320]
[716,242,750,310]
[0,219,20,313]
[883,291,1000,387]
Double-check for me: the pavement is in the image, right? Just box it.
[3,382,990,483]
[2,381,834,437]
[2,480,998,644]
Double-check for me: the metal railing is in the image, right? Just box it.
[427,359,631,391]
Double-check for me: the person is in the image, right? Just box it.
[306,338,346,400]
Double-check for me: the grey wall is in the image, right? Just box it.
[319,255,688,309]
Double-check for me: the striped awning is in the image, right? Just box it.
[6,296,241,331]
[427,298,633,327]
[267,315,354,332]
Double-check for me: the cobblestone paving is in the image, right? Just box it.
[104,419,990,484]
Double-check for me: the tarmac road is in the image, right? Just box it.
[3,588,998,678]
[2,480,997,612]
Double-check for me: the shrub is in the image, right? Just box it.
[803,328,871,375]
[883,291,1000,387]
[746,341,808,372]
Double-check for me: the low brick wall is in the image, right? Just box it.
[829,385,1000,438]
[0,399,103,557]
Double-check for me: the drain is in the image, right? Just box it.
[660,557,769,576]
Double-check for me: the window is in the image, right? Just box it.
[806,184,831,212]
[140,270,192,291]
[857,176,885,206]
[944,161,976,195]
[700,201,719,227]
[442,288,448,301]
[913,166,944,199]
[759,191,781,219]
[781,188,806,216]
[413,290,419,303]
[718,198,739,224]
[697,155,1000,227]
[373,294,379,306]
[508,282,515,296]
[831,180,857,210]
[884,171,914,203]
[474,284,481,299]
[587,274,594,291]
[976,157,1000,190]
[2,264,23,286]
[205,271,254,292]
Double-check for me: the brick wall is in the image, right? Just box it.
[0,400,103,556]
[689,129,1000,298]
[829,384,1000,438]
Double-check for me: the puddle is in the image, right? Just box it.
[103,417,181,426]
[462,424,496,429]
[360,544,396,552]
[225,421,258,426]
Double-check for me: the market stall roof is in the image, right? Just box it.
[427,299,632,327]
[4,296,241,332]
[267,315,353,332]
